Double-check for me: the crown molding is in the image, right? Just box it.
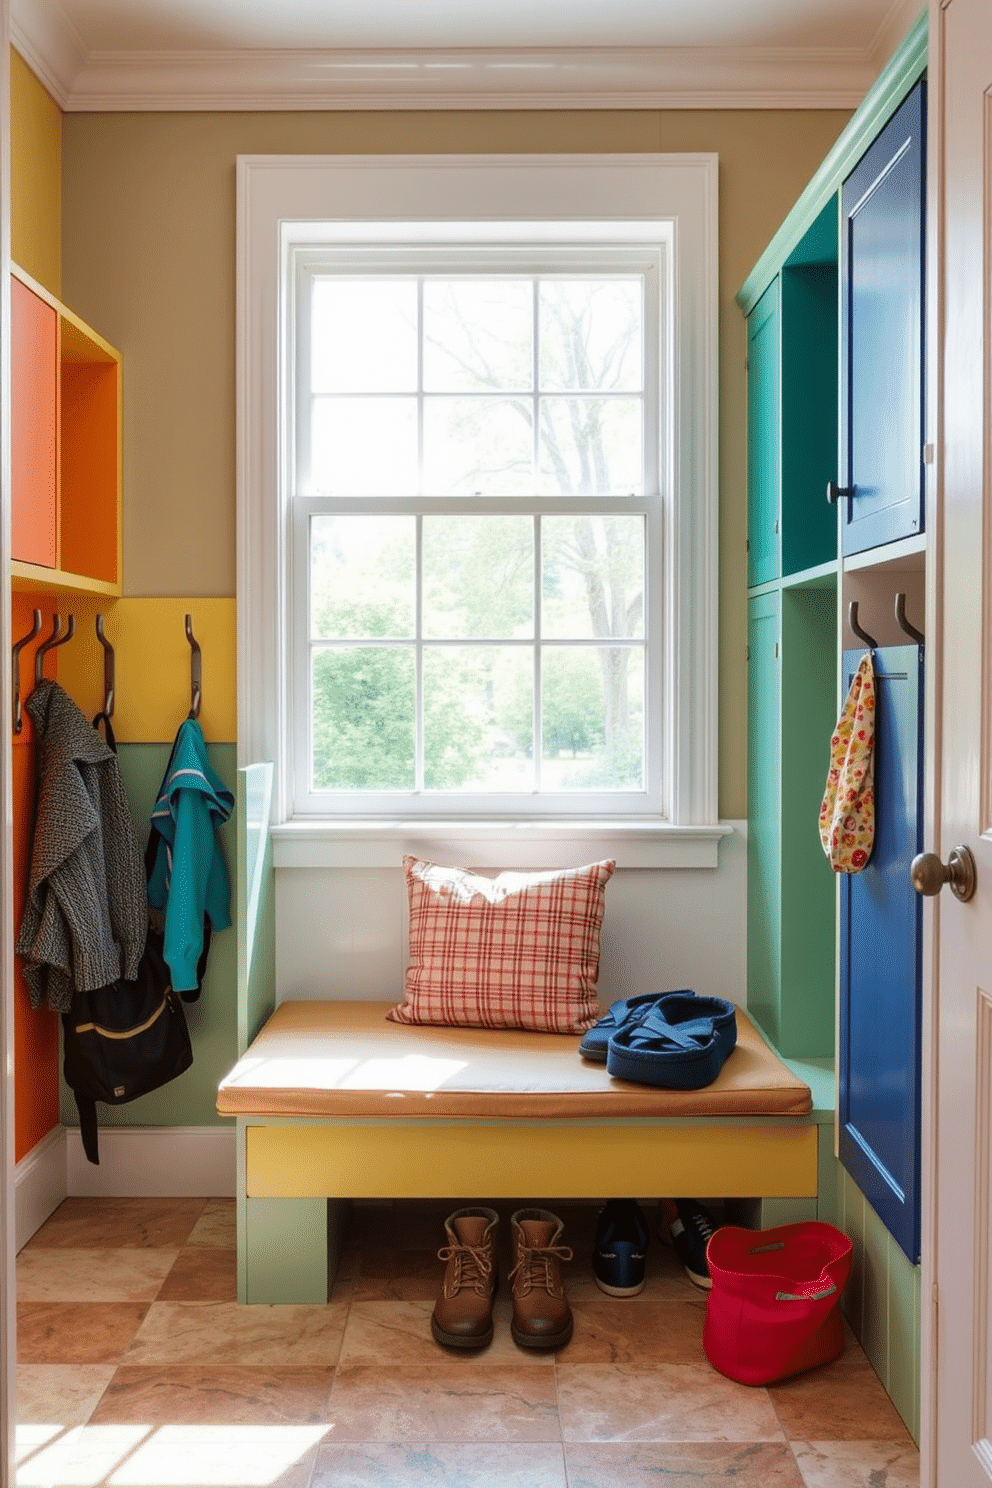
[869,0,925,71]
[10,4,882,113]
[10,0,83,108]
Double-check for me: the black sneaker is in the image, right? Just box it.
[659,1198,715,1289]
[592,1199,649,1297]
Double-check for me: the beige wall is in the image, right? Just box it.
[61,108,850,819]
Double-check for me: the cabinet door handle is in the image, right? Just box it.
[826,480,856,505]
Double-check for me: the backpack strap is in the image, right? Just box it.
[74,1090,101,1165]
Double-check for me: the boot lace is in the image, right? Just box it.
[509,1242,573,1297]
[437,1242,493,1298]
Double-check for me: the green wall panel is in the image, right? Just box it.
[59,742,238,1131]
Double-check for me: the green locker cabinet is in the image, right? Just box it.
[747,584,837,1058]
[747,591,782,1036]
[747,281,781,587]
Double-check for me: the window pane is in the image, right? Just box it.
[311,515,415,639]
[423,516,533,639]
[541,645,644,790]
[311,278,417,393]
[539,279,643,392]
[423,397,533,495]
[310,396,418,495]
[312,645,415,790]
[423,646,534,791]
[542,516,644,639]
[538,397,643,495]
[423,280,533,392]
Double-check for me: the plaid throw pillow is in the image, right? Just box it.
[388,855,616,1034]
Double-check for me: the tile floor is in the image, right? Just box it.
[14,1196,920,1488]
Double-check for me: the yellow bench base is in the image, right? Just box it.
[246,1119,819,1201]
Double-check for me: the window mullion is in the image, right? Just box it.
[534,513,542,794]
[415,512,424,793]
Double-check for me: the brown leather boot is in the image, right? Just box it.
[509,1208,573,1350]
[430,1207,499,1349]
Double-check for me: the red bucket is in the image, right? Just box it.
[703,1221,853,1385]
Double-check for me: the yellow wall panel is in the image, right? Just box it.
[10,48,61,296]
[56,596,236,743]
[247,1121,819,1200]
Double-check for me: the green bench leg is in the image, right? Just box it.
[241,1197,331,1303]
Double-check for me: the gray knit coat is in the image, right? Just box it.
[16,680,148,1013]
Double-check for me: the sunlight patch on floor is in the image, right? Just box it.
[15,1423,331,1488]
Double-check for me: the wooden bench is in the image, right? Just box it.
[218,989,821,1303]
[223,766,830,1303]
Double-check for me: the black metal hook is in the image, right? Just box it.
[35,613,76,686]
[848,601,878,651]
[12,609,42,734]
[95,614,115,718]
[894,592,925,645]
[185,613,202,719]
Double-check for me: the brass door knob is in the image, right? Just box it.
[910,845,977,902]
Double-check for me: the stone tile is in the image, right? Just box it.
[14,1422,326,1488]
[185,1198,236,1248]
[16,1247,178,1303]
[564,1299,707,1363]
[338,1298,558,1367]
[556,1363,785,1442]
[122,1300,349,1367]
[565,1441,807,1487]
[157,1247,238,1302]
[790,1439,921,1487]
[769,1346,915,1441]
[25,1198,205,1250]
[16,1365,116,1427]
[326,1363,559,1441]
[310,1441,568,1487]
[355,1247,443,1301]
[17,1302,150,1364]
[89,1366,336,1425]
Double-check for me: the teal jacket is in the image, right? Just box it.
[147,718,234,995]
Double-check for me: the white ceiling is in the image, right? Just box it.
[12,0,924,111]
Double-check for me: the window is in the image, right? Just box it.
[292,251,660,814]
[239,155,719,860]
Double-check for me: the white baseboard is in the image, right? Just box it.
[15,1127,68,1251]
[66,1126,237,1198]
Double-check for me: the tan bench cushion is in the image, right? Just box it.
[217,999,811,1119]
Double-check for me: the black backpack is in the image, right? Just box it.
[62,928,193,1164]
[61,713,199,1165]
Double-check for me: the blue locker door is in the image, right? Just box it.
[840,81,926,556]
[838,644,923,1262]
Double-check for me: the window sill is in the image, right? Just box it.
[270,818,734,869]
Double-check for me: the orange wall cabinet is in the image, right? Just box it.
[10,270,123,1161]
[10,265,122,598]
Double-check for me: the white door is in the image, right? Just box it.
[931,0,992,1482]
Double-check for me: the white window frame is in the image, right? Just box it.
[237,154,723,868]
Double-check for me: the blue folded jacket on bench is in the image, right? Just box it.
[581,990,739,1090]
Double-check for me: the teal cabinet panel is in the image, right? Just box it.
[747,586,837,1059]
[781,198,839,576]
[747,281,781,587]
[779,586,837,1057]
[747,592,782,1040]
